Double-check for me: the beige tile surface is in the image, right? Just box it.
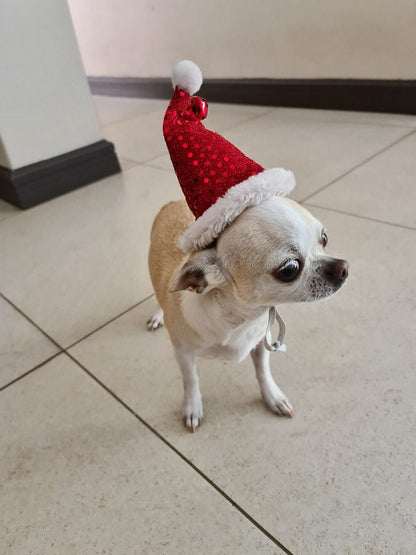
[306,131,416,229]
[205,102,272,120]
[0,354,278,554]
[143,151,175,173]
[0,198,18,222]
[70,208,416,554]
[102,108,167,163]
[118,157,139,172]
[0,295,59,388]
[220,113,411,202]
[92,95,167,126]
[0,164,182,347]
[273,107,416,129]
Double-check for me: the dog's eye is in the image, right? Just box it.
[273,260,301,283]
[322,232,328,248]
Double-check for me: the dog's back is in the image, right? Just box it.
[148,200,194,309]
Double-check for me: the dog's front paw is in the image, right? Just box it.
[262,383,294,417]
[146,307,164,331]
[182,389,204,432]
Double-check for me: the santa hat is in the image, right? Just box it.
[163,60,296,253]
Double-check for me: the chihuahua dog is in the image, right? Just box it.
[148,196,348,431]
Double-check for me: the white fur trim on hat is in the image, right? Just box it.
[172,60,203,96]
[180,168,296,253]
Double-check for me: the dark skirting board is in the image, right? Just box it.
[0,140,121,209]
[88,77,416,115]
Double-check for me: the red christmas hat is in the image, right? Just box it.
[163,60,296,253]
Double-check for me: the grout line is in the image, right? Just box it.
[118,159,165,175]
[98,104,166,129]
[0,293,64,350]
[216,110,275,135]
[141,161,173,174]
[0,281,290,552]
[303,203,416,232]
[271,107,416,130]
[0,292,156,391]
[120,156,141,164]
[66,293,155,350]
[138,150,169,166]
[100,107,164,128]
[300,128,416,204]
[119,156,141,169]
[0,352,62,392]
[66,351,293,555]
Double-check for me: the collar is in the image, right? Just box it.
[264,306,287,352]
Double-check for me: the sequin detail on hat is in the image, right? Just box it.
[163,87,264,218]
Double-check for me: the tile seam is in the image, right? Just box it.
[0,293,63,350]
[0,352,62,392]
[0,292,155,390]
[100,106,166,131]
[66,350,294,555]
[303,203,416,232]
[300,128,416,204]
[65,293,155,351]
[271,109,416,129]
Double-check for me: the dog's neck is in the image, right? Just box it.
[181,285,268,339]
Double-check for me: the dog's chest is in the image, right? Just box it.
[182,293,269,361]
[198,335,262,361]
[196,313,268,361]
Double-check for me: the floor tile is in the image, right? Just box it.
[0,354,278,554]
[92,95,166,126]
[214,113,411,202]
[273,107,416,128]
[118,157,139,172]
[0,164,182,347]
[102,108,166,163]
[0,198,18,222]
[144,152,175,173]
[0,295,59,388]
[305,131,416,229]
[70,209,416,554]
[204,101,271,118]
[102,103,269,164]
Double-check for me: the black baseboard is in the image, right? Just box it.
[0,140,121,209]
[88,76,416,115]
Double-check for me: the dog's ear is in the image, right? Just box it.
[171,248,229,294]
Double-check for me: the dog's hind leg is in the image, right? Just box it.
[251,342,293,417]
[174,347,203,432]
[147,305,164,331]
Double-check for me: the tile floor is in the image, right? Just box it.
[1,95,416,554]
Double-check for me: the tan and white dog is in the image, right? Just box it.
[148,196,348,431]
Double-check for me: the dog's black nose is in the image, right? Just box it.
[324,258,349,285]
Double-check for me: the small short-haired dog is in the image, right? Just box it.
[148,197,348,431]
[147,60,348,431]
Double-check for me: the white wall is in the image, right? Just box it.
[0,0,102,170]
[68,0,416,80]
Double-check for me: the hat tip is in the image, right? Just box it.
[172,60,203,95]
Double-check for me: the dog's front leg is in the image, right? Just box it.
[174,348,203,432]
[250,342,293,417]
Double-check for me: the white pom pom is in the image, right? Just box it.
[172,60,203,95]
